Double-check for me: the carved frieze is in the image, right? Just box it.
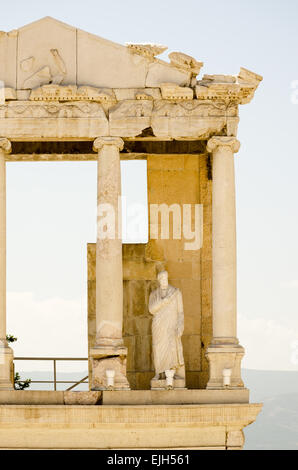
[109,99,153,137]
[152,100,238,118]
[0,95,240,139]
[151,100,230,139]
[0,101,107,118]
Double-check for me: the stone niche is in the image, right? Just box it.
[87,152,212,390]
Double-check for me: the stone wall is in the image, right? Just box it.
[88,152,212,389]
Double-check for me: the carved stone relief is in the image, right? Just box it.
[21,49,67,89]
[109,99,153,137]
[0,101,107,118]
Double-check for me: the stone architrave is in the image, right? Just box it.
[149,270,185,390]
[0,138,13,390]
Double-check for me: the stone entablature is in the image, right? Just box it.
[0,70,260,140]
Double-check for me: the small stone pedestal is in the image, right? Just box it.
[206,344,245,389]
[90,346,130,391]
[151,377,186,390]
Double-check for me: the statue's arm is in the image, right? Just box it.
[149,290,173,315]
[149,292,163,315]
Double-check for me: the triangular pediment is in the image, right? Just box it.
[0,16,192,90]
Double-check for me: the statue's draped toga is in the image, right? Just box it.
[149,284,184,375]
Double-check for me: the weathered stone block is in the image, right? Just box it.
[182,335,201,371]
[184,154,200,171]
[159,154,184,170]
[167,260,193,280]
[123,336,135,372]
[130,281,147,316]
[135,371,155,390]
[135,335,153,371]
[185,371,200,389]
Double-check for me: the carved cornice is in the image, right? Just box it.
[207,136,240,154]
[160,83,193,101]
[135,92,153,101]
[0,138,11,154]
[29,85,116,103]
[2,66,262,111]
[168,52,203,76]
[93,137,124,153]
[196,68,263,105]
[126,43,168,59]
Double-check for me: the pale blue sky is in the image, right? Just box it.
[1,0,298,370]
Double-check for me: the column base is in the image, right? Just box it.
[0,344,14,391]
[205,342,245,389]
[90,346,130,391]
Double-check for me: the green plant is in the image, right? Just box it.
[6,334,17,343]
[14,372,31,390]
[6,334,31,390]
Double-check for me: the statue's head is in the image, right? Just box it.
[157,270,168,289]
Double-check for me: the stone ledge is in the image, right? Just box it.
[0,388,249,406]
[102,388,250,405]
[0,390,103,405]
[0,390,64,405]
[0,403,262,449]
[0,403,262,425]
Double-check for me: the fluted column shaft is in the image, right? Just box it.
[93,137,124,347]
[207,136,240,344]
[205,136,244,390]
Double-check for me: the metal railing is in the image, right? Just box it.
[14,357,89,391]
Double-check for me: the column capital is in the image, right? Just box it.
[207,136,240,154]
[93,137,124,153]
[0,139,11,155]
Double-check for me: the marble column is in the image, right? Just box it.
[90,137,129,390]
[206,136,244,389]
[0,138,13,391]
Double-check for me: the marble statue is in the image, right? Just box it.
[149,270,185,389]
